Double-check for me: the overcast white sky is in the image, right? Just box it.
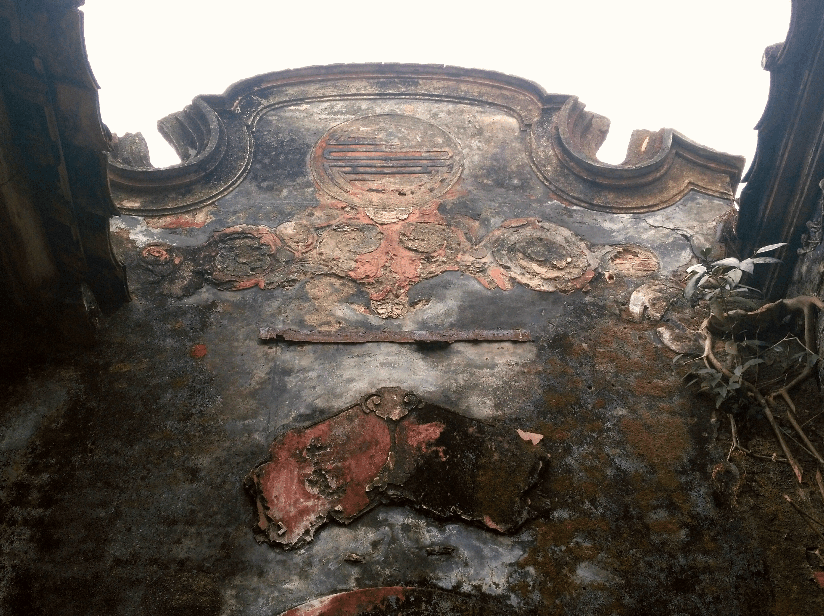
[82,0,791,174]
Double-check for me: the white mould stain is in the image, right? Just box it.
[274,341,539,421]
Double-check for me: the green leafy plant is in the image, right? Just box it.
[685,355,765,409]
[678,242,824,541]
[679,242,824,483]
[685,243,786,304]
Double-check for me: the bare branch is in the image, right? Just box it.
[784,495,824,543]
[702,317,804,483]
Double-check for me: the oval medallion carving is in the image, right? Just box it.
[311,114,463,222]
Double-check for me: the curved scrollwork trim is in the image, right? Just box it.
[109,98,251,215]
[529,97,745,213]
[108,64,744,216]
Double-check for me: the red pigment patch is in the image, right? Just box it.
[146,209,212,229]
[154,217,205,229]
[232,278,266,290]
[815,571,824,588]
[488,267,512,290]
[217,225,281,251]
[190,344,208,358]
[483,515,505,532]
[247,392,551,548]
[253,408,391,546]
[402,421,445,449]
[397,420,446,461]
[280,587,406,616]
[474,276,496,290]
[500,217,537,228]
[568,269,596,290]
[348,224,422,292]
[142,245,170,262]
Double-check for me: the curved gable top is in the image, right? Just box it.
[108,63,744,215]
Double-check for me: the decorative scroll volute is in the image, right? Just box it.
[529,97,745,213]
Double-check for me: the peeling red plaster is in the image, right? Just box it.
[488,266,512,290]
[246,389,549,548]
[253,408,391,547]
[279,587,405,616]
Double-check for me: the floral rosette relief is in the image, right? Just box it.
[138,114,600,317]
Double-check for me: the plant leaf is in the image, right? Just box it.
[742,358,765,370]
[754,242,787,254]
[698,274,719,288]
[738,258,755,274]
[723,268,743,289]
[685,272,703,300]
[748,256,782,265]
[687,264,708,274]
[712,257,741,268]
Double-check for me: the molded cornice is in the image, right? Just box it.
[108,64,743,216]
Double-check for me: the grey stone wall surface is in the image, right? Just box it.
[0,66,782,615]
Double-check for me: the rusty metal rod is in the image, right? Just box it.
[259,328,532,343]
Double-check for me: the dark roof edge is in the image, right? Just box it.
[737,0,824,298]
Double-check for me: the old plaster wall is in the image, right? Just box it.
[0,67,772,615]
